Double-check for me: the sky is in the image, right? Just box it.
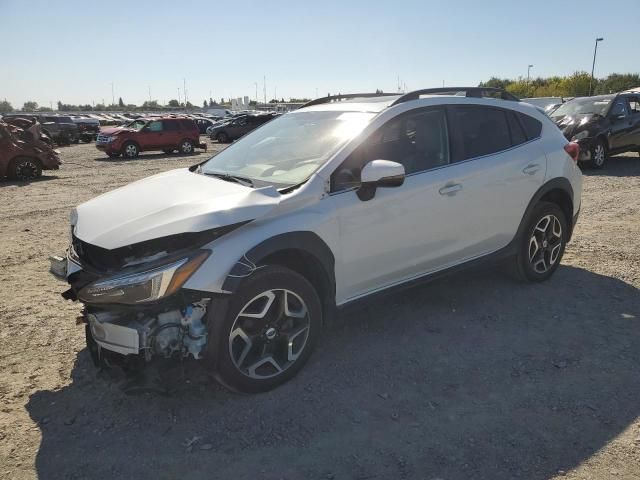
[1,0,638,108]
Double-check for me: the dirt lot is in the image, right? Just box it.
[0,141,639,480]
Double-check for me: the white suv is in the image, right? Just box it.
[51,88,583,393]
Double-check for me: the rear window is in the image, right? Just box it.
[507,111,527,146]
[163,120,180,131]
[179,119,196,130]
[518,113,542,140]
[454,106,511,160]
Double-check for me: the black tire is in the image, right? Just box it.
[8,156,42,181]
[178,139,194,154]
[216,132,229,143]
[162,149,175,154]
[122,141,139,159]
[514,201,567,282]
[208,265,322,393]
[588,138,606,169]
[107,152,120,158]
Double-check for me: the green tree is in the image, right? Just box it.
[118,97,125,108]
[185,101,193,109]
[142,100,160,109]
[0,100,13,113]
[595,73,640,95]
[38,106,53,112]
[209,98,214,107]
[168,99,180,107]
[23,101,38,112]
[94,103,106,111]
[203,99,208,108]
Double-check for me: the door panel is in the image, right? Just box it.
[608,99,634,151]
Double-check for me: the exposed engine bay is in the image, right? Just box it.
[85,300,210,365]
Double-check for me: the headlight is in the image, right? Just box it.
[571,130,589,141]
[107,136,117,143]
[78,250,209,304]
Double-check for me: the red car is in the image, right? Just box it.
[96,117,206,158]
[0,121,61,181]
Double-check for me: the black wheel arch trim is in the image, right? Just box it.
[514,177,575,244]
[221,231,336,302]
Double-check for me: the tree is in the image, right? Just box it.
[209,98,214,107]
[0,100,13,113]
[185,101,193,109]
[142,100,160,109]
[38,106,53,112]
[94,103,106,111]
[57,101,63,111]
[203,99,208,108]
[595,73,640,95]
[23,101,38,112]
[118,97,125,108]
[168,99,180,107]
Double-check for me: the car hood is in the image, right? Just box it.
[552,113,604,139]
[100,126,132,135]
[74,168,281,249]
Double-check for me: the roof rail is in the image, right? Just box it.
[301,92,398,108]
[390,87,520,106]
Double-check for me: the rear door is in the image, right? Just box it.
[607,97,634,151]
[439,105,547,259]
[624,95,640,148]
[162,119,181,147]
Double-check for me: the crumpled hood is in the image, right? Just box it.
[100,126,130,135]
[552,113,603,139]
[74,168,281,249]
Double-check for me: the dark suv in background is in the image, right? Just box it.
[210,113,278,142]
[96,117,206,158]
[551,91,640,168]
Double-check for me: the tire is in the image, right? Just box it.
[179,139,194,154]
[162,149,175,154]
[107,152,120,158]
[588,138,606,169]
[122,142,139,159]
[208,265,322,393]
[216,132,229,143]
[8,157,42,181]
[514,201,568,282]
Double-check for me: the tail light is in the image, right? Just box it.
[564,142,580,163]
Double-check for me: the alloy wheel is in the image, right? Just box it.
[15,160,39,180]
[228,289,311,379]
[528,214,563,274]
[594,143,605,166]
[181,141,192,153]
[125,144,137,157]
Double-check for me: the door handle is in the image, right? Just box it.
[522,164,540,175]
[439,183,462,196]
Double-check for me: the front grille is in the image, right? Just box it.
[96,134,110,143]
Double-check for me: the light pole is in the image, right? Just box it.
[589,37,604,96]
[526,64,533,97]
[254,82,258,105]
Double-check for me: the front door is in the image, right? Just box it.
[141,120,165,149]
[608,98,634,152]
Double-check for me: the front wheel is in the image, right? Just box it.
[208,265,322,393]
[216,132,229,143]
[122,142,139,159]
[588,138,606,169]
[514,201,567,282]
[9,157,42,181]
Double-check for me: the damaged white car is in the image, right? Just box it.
[51,88,582,393]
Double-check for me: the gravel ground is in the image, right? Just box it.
[0,141,639,480]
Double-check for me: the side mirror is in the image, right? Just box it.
[357,160,405,201]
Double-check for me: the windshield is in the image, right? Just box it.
[552,97,613,117]
[201,110,375,186]
[126,119,147,130]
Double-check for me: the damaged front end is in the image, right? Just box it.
[51,227,234,373]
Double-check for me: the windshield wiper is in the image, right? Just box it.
[205,171,254,187]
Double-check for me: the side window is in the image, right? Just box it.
[609,101,628,118]
[148,121,163,132]
[453,106,511,160]
[179,120,193,130]
[518,113,543,140]
[507,111,527,146]
[331,108,450,192]
[163,120,179,131]
[626,96,640,114]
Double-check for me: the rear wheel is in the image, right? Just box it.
[8,157,42,181]
[122,142,139,159]
[588,138,606,169]
[179,139,193,154]
[208,265,322,393]
[514,201,567,282]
